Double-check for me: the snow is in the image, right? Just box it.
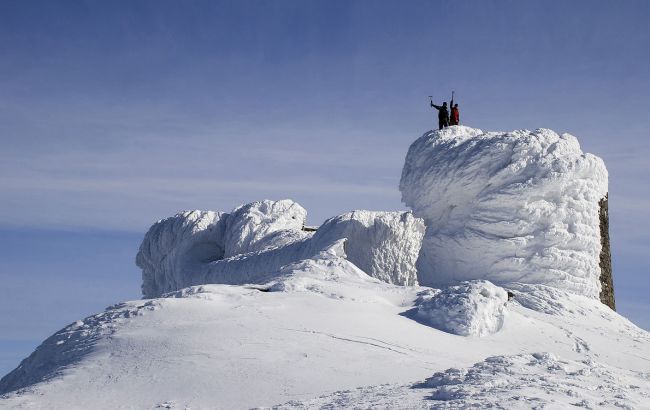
[273,352,650,409]
[2,258,648,408]
[136,210,227,298]
[310,210,424,285]
[2,127,647,409]
[411,280,508,336]
[223,199,308,257]
[423,352,650,407]
[400,126,608,298]
[137,201,424,297]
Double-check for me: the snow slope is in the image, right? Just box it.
[2,245,648,408]
[2,127,647,409]
[272,353,650,409]
[401,126,608,299]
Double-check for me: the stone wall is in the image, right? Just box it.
[598,194,615,310]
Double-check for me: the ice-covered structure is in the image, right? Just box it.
[136,210,227,298]
[400,126,610,301]
[310,211,425,286]
[138,126,613,306]
[223,200,308,257]
[136,200,424,297]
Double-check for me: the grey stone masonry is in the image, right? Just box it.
[598,194,615,310]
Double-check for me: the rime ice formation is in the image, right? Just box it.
[136,200,424,297]
[136,200,312,298]
[310,211,425,285]
[136,210,227,298]
[223,199,308,257]
[400,126,609,299]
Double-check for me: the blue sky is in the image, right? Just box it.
[1,0,649,376]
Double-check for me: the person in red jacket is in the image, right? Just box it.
[449,93,460,126]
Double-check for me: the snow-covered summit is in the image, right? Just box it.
[2,126,645,410]
[400,126,608,299]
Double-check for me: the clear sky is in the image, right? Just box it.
[1,0,649,376]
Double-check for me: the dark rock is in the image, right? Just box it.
[598,194,615,310]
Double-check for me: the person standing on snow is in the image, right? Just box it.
[449,92,460,126]
[430,99,449,130]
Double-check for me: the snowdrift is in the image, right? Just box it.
[400,126,608,299]
[412,280,508,337]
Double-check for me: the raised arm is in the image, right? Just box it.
[431,102,441,110]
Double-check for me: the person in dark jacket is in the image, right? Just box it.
[430,100,449,130]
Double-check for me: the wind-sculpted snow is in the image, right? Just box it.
[410,280,508,336]
[310,211,424,286]
[136,210,227,298]
[422,352,650,408]
[400,126,608,299]
[223,199,308,257]
[272,353,650,409]
[137,200,424,297]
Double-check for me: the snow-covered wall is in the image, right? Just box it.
[137,200,311,298]
[137,201,425,297]
[310,211,424,286]
[400,126,608,299]
[136,210,227,298]
[223,200,307,257]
